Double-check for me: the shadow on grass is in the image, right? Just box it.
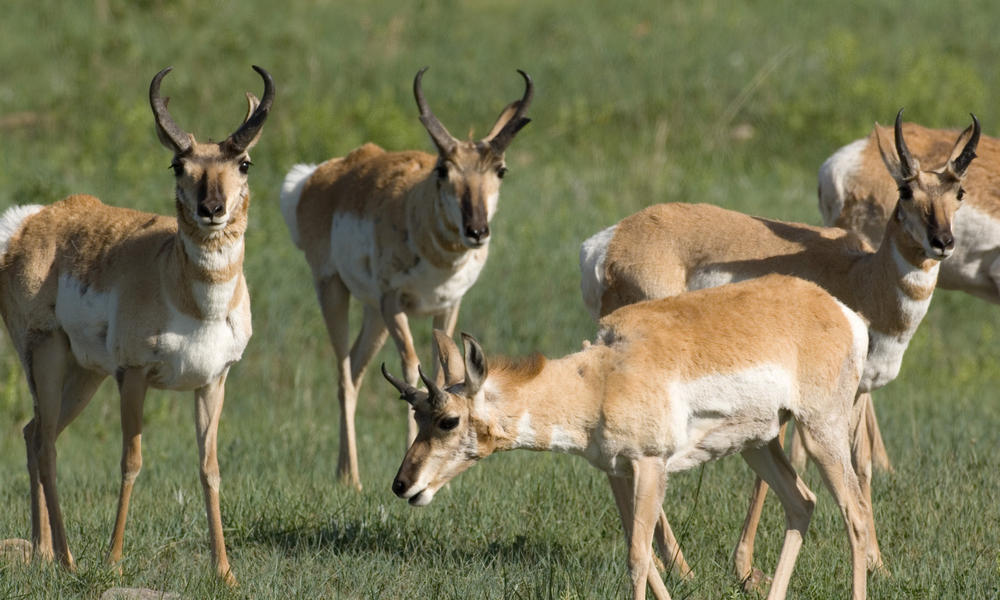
[237,509,580,567]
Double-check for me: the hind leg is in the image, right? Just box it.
[740,439,816,600]
[21,357,102,565]
[731,421,790,589]
[25,332,77,568]
[316,275,363,489]
[798,419,870,600]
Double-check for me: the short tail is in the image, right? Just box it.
[279,163,319,248]
[578,224,617,321]
[0,204,44,259]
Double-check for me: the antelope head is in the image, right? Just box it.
[876,109,979,259]
[414,67,533,248]
[150,65,275,236]
[383,330,490,506]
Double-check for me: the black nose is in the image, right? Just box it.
[391,478,407,497]
[465,224,489,243]
[197,201,225,218]
[930,231,954,253]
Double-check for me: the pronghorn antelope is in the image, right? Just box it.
[0,66,273,584]
[820,116,1000,301]
[280,67,532,489]
[384,275,871,600]
[578,111,978,587]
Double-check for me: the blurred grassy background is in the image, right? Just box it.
[1,0,999,597]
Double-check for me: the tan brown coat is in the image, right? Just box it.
[385,275,871,600]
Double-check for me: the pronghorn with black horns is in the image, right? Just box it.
[0,65,274,584]
[384,274,872,600]
[579,109,979,587]
[280,67,532,489]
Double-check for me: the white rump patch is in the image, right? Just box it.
[279,163,318,248]
[817,138,867,226]
[579,224,617,320]
[0,204,43,258]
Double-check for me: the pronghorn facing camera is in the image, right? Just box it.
[0,66,274,584]
[820,113,1000,304]
[384,275,871,600]
[579,110,978,587]
[280,67,532,489]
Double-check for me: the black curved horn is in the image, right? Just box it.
[488,69,534,155]
[894,108,917,180]
[951,112,981,175]
[149,67,191,154]
[418,365,445,409]
[413,67,458,155]
[223,65,275,154]
[382,363,418,401]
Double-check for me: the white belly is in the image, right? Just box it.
[55,273,251,390]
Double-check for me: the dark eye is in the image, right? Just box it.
[436,164,449,179]
[439,416,460,431]
[239,160,252,174]
[170,161,184,177]
[898,186,913,201]
[497,166,508,179]
[957,187,966,201]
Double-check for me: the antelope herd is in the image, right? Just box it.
[0,64,992,598]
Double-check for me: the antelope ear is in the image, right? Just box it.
[433,330,465,386]
[460,332,488,395]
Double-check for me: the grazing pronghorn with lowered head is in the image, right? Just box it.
[579,110,978,587]
[820,116,1000,303]
[280,67,532,489]
[0,66,273,584]
[384,275,871,600]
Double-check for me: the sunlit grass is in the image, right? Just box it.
[2,0,999,597]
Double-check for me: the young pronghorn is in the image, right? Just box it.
[578,111,978,586]
[383,275,871,600]
[0,66,273,584]
[280,67,532,489]
[820,116,1000,298]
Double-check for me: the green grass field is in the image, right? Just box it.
[2,0,999,597]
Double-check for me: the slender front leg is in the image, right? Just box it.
[106,368,148,568]
[381,293,421,446]
[627,459,672,600]
[194,373,235,586]
[863,393,893,473]
[608,473,672,599]
[851,393,884,574]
